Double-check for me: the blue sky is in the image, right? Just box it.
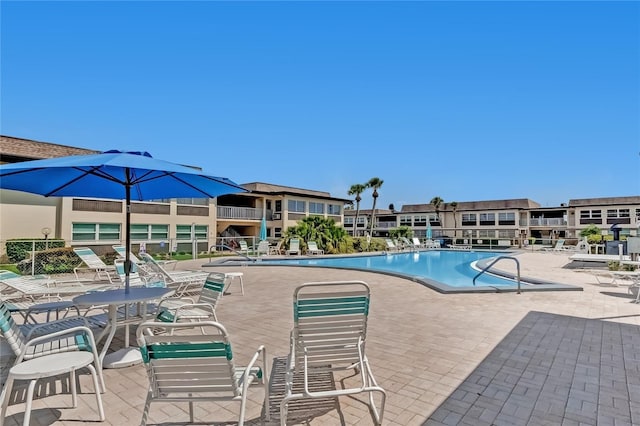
[2,1,639,209]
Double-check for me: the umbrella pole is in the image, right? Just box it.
[125,181,131,294]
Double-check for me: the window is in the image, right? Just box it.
[328,204,341,215]
[498,229,516,238]
[413,215,427,227]
[462,214,476,226]
[176,225,208,240]
[580,210,602,219]
[344,217,354,225]
[636,209,640,221]
[309,202,324,214]
[478,229,495,238]
[288,200,306,213]
[130,224,169,241]
[498,212,515,225]
[479,213,495,225]
[176,198,209,206]
[274,227,282,238]
[275,200,282,212]
[72,223,121,242]
[607,209,630,218]
[400,215,412,226]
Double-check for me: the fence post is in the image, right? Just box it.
[31,240,36,276]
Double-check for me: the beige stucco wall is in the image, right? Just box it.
[0,203,57,242]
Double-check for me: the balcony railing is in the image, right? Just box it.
[529,218,567,226]
[217,206,264,220]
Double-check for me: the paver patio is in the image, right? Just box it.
[2,250,640,425]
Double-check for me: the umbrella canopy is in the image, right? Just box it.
[426,222,432,240]
[0,150,247,293]
[259,216,267,241]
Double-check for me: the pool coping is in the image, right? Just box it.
[203,249,582,294]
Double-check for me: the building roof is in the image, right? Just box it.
[241,182,350,202]
[568,196,640,207]
[400,198,540,213]
[0,135,99,163]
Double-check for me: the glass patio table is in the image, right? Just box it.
[73,287,174,368]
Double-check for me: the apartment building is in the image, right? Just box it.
[0,136,349,255]
[345,196,640,249]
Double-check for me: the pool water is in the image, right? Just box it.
[261,250,518,289]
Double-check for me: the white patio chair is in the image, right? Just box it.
[280,281,386,425]
[155,272,225,323]
[136,320,270,425]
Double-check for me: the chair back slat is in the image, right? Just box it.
[138,321,243,399]
[292,281,370,369]
[0,302,25,356]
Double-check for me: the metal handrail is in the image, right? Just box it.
[472,255,521,294]
[208,244,255,263]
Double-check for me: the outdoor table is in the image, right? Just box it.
[73,287,174,368]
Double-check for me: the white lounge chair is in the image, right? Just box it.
[384,238,399,251]
[306,241,324,255]
[590,270,640,286]
[257,240,270,256]
[113,245,178,270]
[73,247,117,283]
[280,281,386,425]
[412,237,425,248]
[542,239,567,252]
[136,320,270,425]
[0,269,114,302]
[570,253,632,262]
[269,240,284,255]
[286,238,300,256]
[139,252,208,297]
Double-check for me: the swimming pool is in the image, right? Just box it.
[251,250,579,293]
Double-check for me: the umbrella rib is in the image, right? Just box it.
[134,172,245,198]
[40,166,123,197]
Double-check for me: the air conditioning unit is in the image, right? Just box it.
[272,213,281,220]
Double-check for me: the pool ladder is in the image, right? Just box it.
[472,256,521,294]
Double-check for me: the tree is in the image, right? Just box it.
[430,196,444,223]
[449,201,458,238]
[580,224,602,244]
[367,177,384,237]
[284,216,348,254]
[348,183,367,237]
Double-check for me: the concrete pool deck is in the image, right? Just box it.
[3,249,640,425]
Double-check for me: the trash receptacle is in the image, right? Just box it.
[605,241,627,255]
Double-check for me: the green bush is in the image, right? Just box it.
[6,239,65,263]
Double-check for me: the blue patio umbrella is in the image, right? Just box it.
[0,150,247,293]
[426,222,432,240]
[259,216,267,241]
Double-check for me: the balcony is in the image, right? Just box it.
[217,206,263,220]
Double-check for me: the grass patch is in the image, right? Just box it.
[0,264,20,274]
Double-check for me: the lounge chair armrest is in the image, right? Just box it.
[238,345,267,395]
[23,315,91,340]
[18,325,97,363]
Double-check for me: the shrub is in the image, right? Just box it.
[6,239,65,263]
[17,247,79,275]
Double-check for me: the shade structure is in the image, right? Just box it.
[0,150,247,293]
[259,216,267,241]
[426,222,432,240]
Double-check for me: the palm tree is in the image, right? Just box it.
[430,196,444,225]
[449,201,458,238]
[348,183,367,237]
[367,177,384,237]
